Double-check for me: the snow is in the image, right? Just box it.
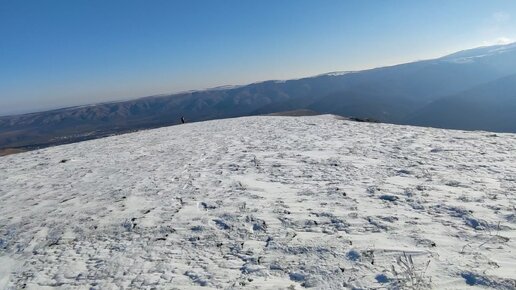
[317,71,354,77]
[1,115,515,289]
[442,42,516,64]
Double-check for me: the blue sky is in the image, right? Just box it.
[1,0,516,115]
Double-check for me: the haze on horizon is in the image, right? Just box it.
[1,0,516,116]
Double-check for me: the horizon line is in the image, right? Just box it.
[2,41,514,118]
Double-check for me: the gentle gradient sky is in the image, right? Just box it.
[1,0,516,115]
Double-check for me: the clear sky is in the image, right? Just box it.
[1,0,516,115]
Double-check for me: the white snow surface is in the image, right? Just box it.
[442,42,516,64]
[1,115,516,290]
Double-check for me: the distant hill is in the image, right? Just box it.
[407,73,516,132]
[1,43,516,150]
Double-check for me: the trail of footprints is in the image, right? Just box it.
[1,116,515,289]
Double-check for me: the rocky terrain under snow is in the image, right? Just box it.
[1,115,515,289]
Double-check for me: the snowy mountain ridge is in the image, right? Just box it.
[1,115,515,289]
[441,42,516,63]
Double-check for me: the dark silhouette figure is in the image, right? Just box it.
[181,116,185,124]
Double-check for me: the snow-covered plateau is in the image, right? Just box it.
[1,115,515,290]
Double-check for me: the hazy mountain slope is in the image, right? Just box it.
[1,115,515,289]
[307,86,418,122]
[408,74,516,132]
[305,46,516,121]
[2,43,516,150]
[255,58,516,121]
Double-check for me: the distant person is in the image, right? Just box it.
[181,116,185,124]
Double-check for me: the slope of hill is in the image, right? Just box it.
[407,74,516,132]
[304,43,516,122]
[1,43,516,151]
[1,115,515,289]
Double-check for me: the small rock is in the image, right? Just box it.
[379,195,398,202]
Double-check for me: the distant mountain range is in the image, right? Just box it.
[1,43,516,151]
